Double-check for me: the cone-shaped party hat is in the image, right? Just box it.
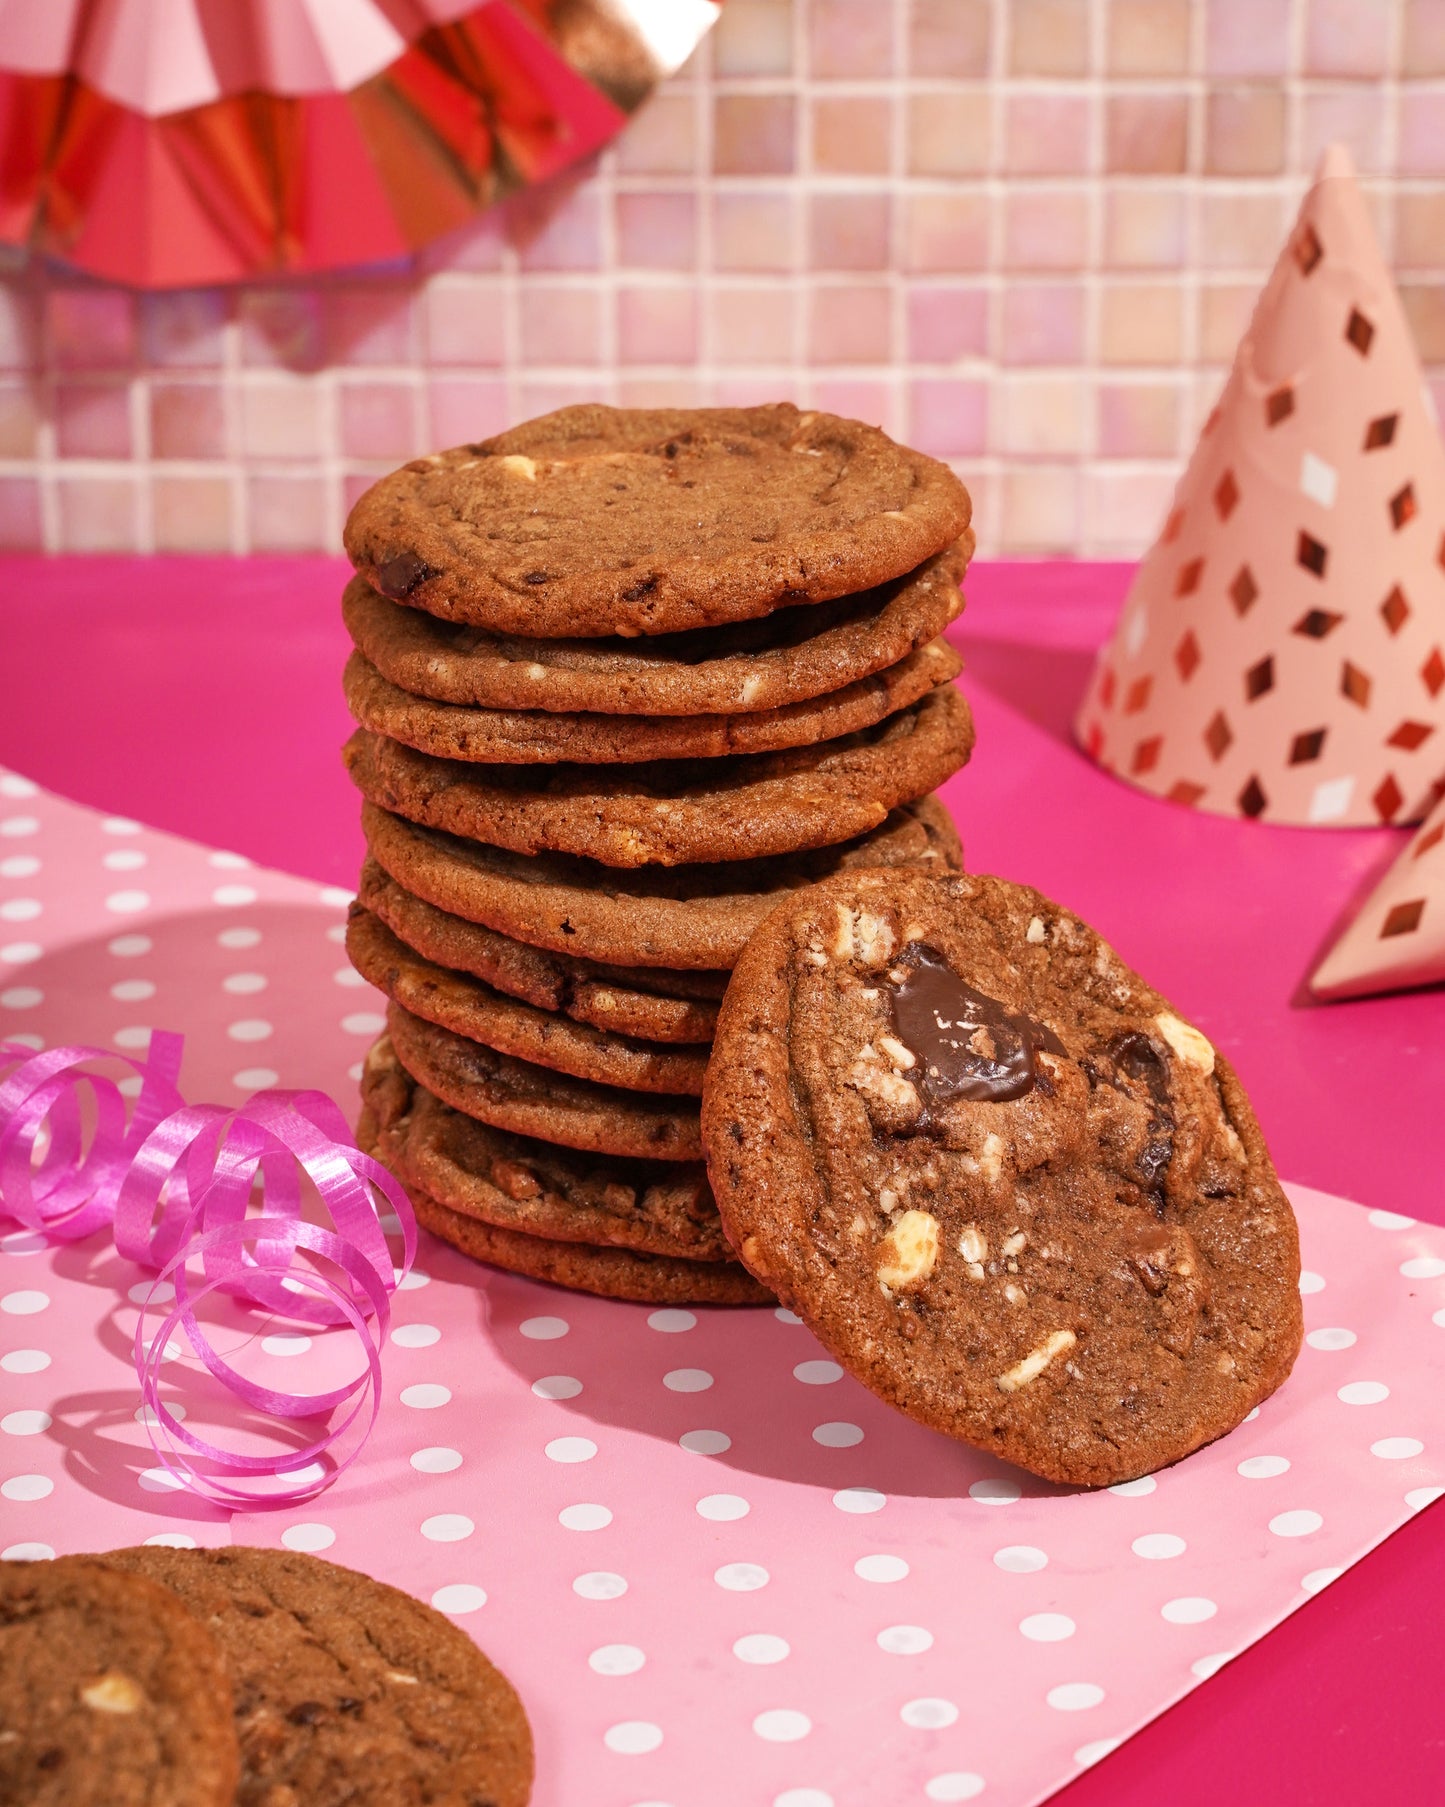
[1310,793,1445,998]
[1076,145,1445,826]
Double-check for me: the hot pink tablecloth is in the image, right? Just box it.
[0,555,1441,1804]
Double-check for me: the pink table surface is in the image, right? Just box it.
[1,555,1442,1804]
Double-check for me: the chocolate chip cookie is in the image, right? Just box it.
[0,1555,239,1807]
[702,869,1303,1487]
[344,404,971,638]
[100,1545,532,1807]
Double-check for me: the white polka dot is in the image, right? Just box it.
[105,890,150,914]
[112,1025,153,1051]
[143,1533,197,1549]
[854,1553,908,1583]
[135,1402,186,1428]
[1301,1568,1344,1594]
[431,1583,487,1614]
[1191,1652,1232,1680]
[410,1446,462,1474]
[0,985,42,1012]
[812,1421,863,1447]
[520,1315,568,1340]
[1307,1327,1356,1350]
[397,1269,429,1290]
[341,1011,385,1036]
[213,885,259,907]
[559,1503,612,1531]
[715,1562,769,1592]
[326,923,348,944]
[261,1333,311,1358]
[0,856,39,878]
[1073,1740,1121,1769]
[532,1374,582,1400]
[333,965,368,988]
[680,1429,730,1455]
[1131,1532,1186,1560]
[901,1698,958,1730]
[1047,1682,1105,1712]
[128,1280,174,1306]
[994,1544,1048,1572]
[108,979,155,1005]
[1,1474,52,1500]
[1161,1596,1218,1624]
[832,1486,885,1515]
[281,1523,335,1552]
[1237,1455,1290,1479]
[925,1776,985,1802]
[217,926,260,949]
[391,1323,440,1349]
[0,776,36,798]
[969,1477,1022,1505]
[647,1309,695,1332]
[663,1368,713,1393]
[697,1493,749,1521]
[590,1643,645,1675]
[877,1624,933,1654]
[102,849,147,872]
[2,1542,54,1561]
[349,1062,364,1081]
[0,942,41,965]
[605,1721,662,1755]
[139,1467,185,1492]
[233,1068,279,1090]
[1434,1309,1445,1330]
[776,1792,834,1807]
[1406,1487,1444,1511]
[101,816,140,834]
[1106,1474,1157,1496]
[1369,1209,1416,1230]
[574,1571,627,1600]
[1269,1509,1323,1538]
[1,1349,50,1374]
[400,1383,451,1409]
[209,850,251,870]
[6,1031,41,1050]
[1401,1257,1445,1279]
[108,934,151,956]
[0,815,39,837]
[222,972,267,995]
[754,1709,811,1743]
[319,886,354,908]
[1299,1270,1325,1293]
[734,1632,790,1664]
[421,1513,474,1542]
[774,1307,804,1325]
[1,1290,48,1316]
[0,898,40,922]
[1021,1612,1075,1642]
[793,1360,843,1385]
[1338,1381,1389,1405]
[546,1436,597,1463]
[1371,1437,1424,1460]
[1,1230,45,1255]
[226,1018,273,1043]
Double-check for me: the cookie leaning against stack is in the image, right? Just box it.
[342,403,976,1303]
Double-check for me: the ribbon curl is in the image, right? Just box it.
[0,1035,415,1506]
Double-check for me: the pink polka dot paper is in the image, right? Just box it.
[3,765,1445,1807]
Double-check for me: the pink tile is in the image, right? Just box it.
[1206,0,1292,75]
[712,192,798,271]
[1300,88,1387,173]
[46,289,136,371]
[0,284,38,370]
[338,382,421,460]
[907,378,988,457]
[1003,189,1090,270]
[1199,282,1257,361]
[1106,92,1190,173]
[0,382,39,457]
[808,284,893,363]
[514,178,605,271]
[711,376,804,409]
[1399,89,1445,174]
[239,379,326,460]
[0,476,42,549]
[909,0,992,76]
[907,91,992,176]
[1099,283,1185,364]
[247,473,329,552]
[617,377,707,409]
[713,93,797,175]
[426,376,510,448]
[999,464,1080,553]
[1004,94,1091,175]
[906,285,989,364]
[423,282,507,366]
[713,0,794,77]
[518,286,604,365]
[1104,189,1188,268]
[151,475,234,552]
[903,193,990,272]
[1198,190,1289,268]
[343,471,383,517]
[1106,0,1192,73]
[139,290,228,368]
[1305,0,1391,75]
[998,374,1088,455]
[1403,0,1445,74]
[1401,282,1445,361]
[808,379,896,432]
[419,205,506,274]
[1084,467,1178,555]
[615,93,700,174]
[1205,87,1287,174]
[618,287,699,365]
[809,0,895,77]
[809,193,891,270]
[54,380,132,458]
[1097,380,1182,456]
[709,286,796,364]
[616,192,698,269]
[999,284,1086,365]
[150,382,227,459]
[516,378,616,418]
[238,289,324,371]
[1009,0,1090,74]
[1395,191,1445,268]
[325,287,417,365]
[811,96,893,174]
[57,475,138,551]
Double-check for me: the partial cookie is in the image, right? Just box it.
[0,1555,239,1807]
[362,794,962,969]
[388,1000,701,1161]
[343,684,973,868]
[344,403,971,637]
[343,638,960,764]
[702,869,1303,1488]
[341,541,967,715]
[101,1545,532,1807]
[348,906,708,1095]
[359,856,722,1043]
[363,1038,727,1262]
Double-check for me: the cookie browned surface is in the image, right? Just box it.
[343,404,971,637]
[389,1000,701,1161]
[341,542,967,715]
[343,637,961,763]
[344,684,973,868]
[362,794,962,969]
[0,1555,239,1807]
[363,1037,728,1262]
[101,1544,532,1807]
[359,856,723,1043]
[349,906,709,1095]
[702,869,1302,1488]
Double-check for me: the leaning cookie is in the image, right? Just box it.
[701,869,1303,1487]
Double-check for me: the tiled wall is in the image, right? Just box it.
[0,0,1442,559]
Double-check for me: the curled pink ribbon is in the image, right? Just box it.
[0,1034,415,1506]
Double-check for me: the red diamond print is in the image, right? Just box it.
[1438,532,1445,574]
[1175,557,1204,596]
[1289,729,1326,764]
[1293,608,1342,639]
[1161,507,1184,544]
[1341,661,1372,708]
[1131,736,1163,775]
[1205,712,1232,760]
[1244,656,1274,700]
[1213,471,1239,519]
[1415,823,1445,860]
[1388,720,1434,751]
[1175,632,1201,680]
[1265,386,1294,427]
[1423,648,1445,697]
[1123,675,1152,714]
[1238,777,1268,818]
[1100,667,1117,709]
[1084,721,1104,760]
[1381,899,1425,937]
[1229,566,1258,615]
[1168,781,1206,807]
[1363,413,1398,451]
[1297,532,1328,577]
[1390,484,1417,530]
[1381,585,1410,634]
[1345,307,1375,354]
[1294,223,1323,273]
[1374,775,1405,821]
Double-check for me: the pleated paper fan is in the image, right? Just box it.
[1075,145,1445,828]
[0,0,721,285]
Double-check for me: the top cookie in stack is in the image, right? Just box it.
[340,403,976,1306]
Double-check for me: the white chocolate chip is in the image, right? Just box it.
[1154,1012,1215,1074]
[1025,916,1046,944]
[877,1034,916,1071]
[525,662,546,679]
[1001,1231,1027,1258]
[387,1670,420,1685]
[1004,1283,1026,1305]
[876,1209,940,1290]
[832,905,895,965]
[803,949,829,967]
[81,1673,143,1714]
[1093,941,1115,976]
[878,1186,899,1214]
[978,1132,1005,1184]
[739,675,763,705]
[849,1057,921,1113]
[958,1225,987,1264]
[498,454,537,480]
[997,1328,1076,1393]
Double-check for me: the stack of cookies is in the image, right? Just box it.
[339,404,975,1305]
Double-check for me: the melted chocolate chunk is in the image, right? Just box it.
[885,943,1065,1105]
[375,549,435,599]
[1108,1031,1177,1204]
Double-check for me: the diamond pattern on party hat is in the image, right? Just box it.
[1311,790,1445,999]
[1076,144,1445,826]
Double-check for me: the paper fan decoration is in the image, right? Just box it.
[1310,792,1445,999]
[1076,145,1445,827]
[0,0,721,286]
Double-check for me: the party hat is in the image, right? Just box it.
[1076,145,1445,827]
[1310,793,1445,999]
